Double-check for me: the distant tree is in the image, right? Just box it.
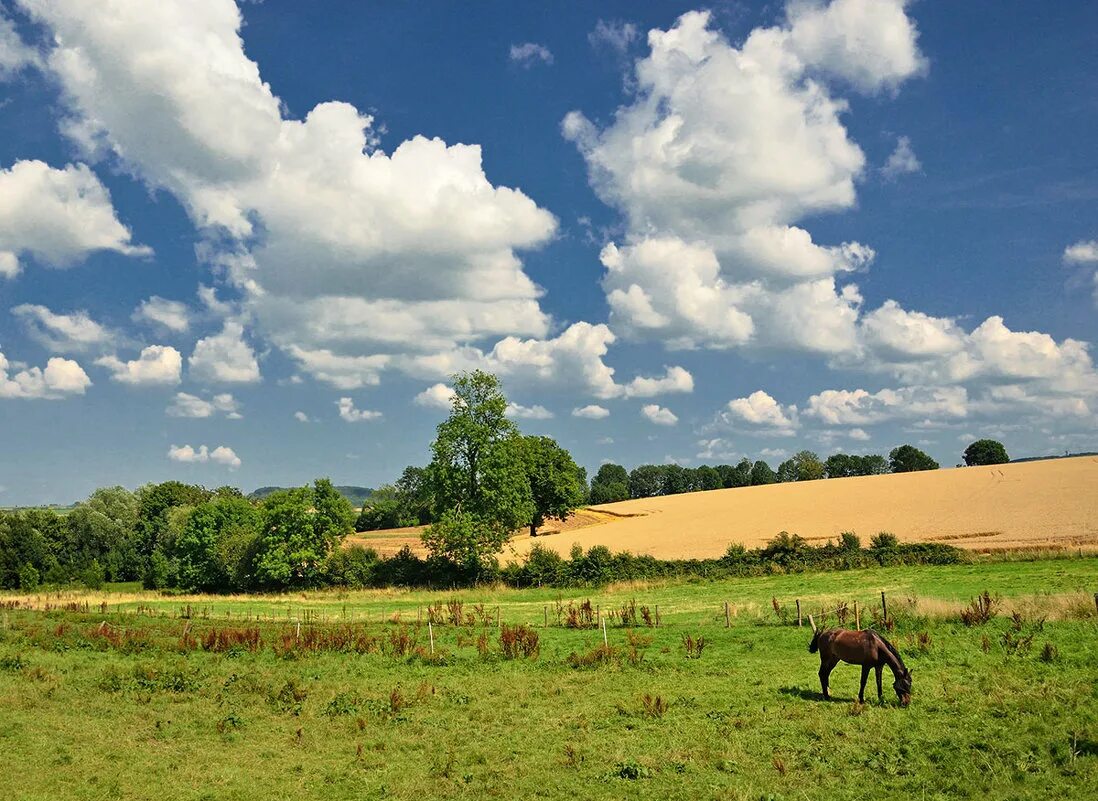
[520,435,587,536]
[859,454,890,475]
[792,450,826,482]
[590,463,629,504]
[628,465,665,498]
[253,479,355,588]
[176,494,260,591]
[135,481,211,556]
[963,439,1010,466]
[889,445,939,473]
[825,453,856,479]
[777,459,798,483]
[661,464,690,495]
[394,466,433,525]
[715,464,736,488]
[750,460,777,485]
[732,458,753,488]
[695,465,722,491]
[423,371,533,568]
[355,485,405,531]
[870,531,900,549]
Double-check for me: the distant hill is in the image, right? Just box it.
[1010,451,1097,464]
[248,485,374,506]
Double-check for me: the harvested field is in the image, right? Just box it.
[503,456,1098,562]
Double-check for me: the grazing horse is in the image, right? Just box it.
[809,627,912,705]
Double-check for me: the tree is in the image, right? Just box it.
[732,458,753,488]
[628,465,664,498]
[750,460,777,485]
[253,479,355,588]
[394,466,433,525]
[889,445,939,473]
[695,465,722,491]
[424,371,533,567]
[825,453,856,479]
[520,435,586,536]
[176,494,260,591]
[590,463,629,504]
[860,454,890,475]
[963,439,1009,466]
[777,459,798,483]
[792,450,825,482]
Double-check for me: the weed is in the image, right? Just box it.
[626,630,652,665]
[960,591,997,626]
[269,680,308,714]
[771,596,789,624]
[564,600,595,629]
[499,624,539,659]
[612,761,651,780]
[682,633,707,659]
[566,643,619,668]
[1039,642,1059,662]
[641,693,669,718]
[562,744,582,767]
[772,756,787,776]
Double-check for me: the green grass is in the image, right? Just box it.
[1,559,1096,800]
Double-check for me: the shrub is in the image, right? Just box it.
[681,633,706,659]
[17,563,39,591]
[870,531,899,549]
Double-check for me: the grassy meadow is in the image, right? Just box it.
[1,558,1096,800]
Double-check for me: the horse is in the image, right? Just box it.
[808,627,912,706]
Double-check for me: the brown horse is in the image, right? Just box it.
[809,627,912,705]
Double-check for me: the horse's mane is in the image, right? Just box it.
[870,629,907,671]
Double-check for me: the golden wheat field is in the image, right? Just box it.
[348,456,1098,561]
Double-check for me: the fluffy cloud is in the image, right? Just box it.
[166,391,240,418]
[1063,240,1098,264]
[572,404,610,419]
[188,322,260,383]
[806,385,968,425]
[337,397,381,422]
[565,6,920,356]
[293,411,310,423]
[283,345,388,390]
[0,160,148,277]
[414,383,455,410]
[881,135,921,179]
[20,0,558,376]
[133,296,190,332]
[505,402,553,420]
[96,345,182,385]
[0,349,91,398]
[168,443,241,469]
[509,42,553,67]
[641,404,678,426]
[12,303,115,352]
[1,11,38,75]
[723,390,799,434]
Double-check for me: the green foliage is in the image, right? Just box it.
[253,480,355,589]
[791,450,826,481]
[17,563,39,590]
[749,460,777,485]
[963,439,1010,466]
[871,531,900,549]
[424,371,533,565]
[825,453,889,478]
[589,463,629,505]
[521,435,587,536]
[177,495,261,592]
[776,458,798,483]
[889,444,940,473]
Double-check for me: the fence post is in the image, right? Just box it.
[724,601,731,628]
[655,605,660,627]
[808,614,817,633]
[497,606,501,628]
[881,591,888,622]
[428,621,434,655]
[1094,593,1098,615]
[854,600,860,630]
[602,615,608,647]
[544,605,548,628]
[796,599,802,627]
[596,604,600,628]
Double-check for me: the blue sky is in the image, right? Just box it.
[1,0,1096,504]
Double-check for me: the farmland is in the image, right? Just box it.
[2,558,1096,800]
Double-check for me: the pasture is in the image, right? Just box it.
[1,558,1097,800]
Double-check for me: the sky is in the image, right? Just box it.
[0,0,1096,505]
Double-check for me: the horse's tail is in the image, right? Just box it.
[808,628,821,653]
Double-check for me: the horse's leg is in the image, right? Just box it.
[858,665,870,703]
[875,664,884,702]
[819,658,837,699]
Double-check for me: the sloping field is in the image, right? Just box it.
[505,456,1098,562]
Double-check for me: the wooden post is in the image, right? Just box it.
[881,591,888,622]
[602,615,608,647]
[655,605,660,627]
[497,606,501,628]
[428,621,434,655]
[544,605,548,628]
[596,604,600,628]
[854,600,860,630]
[808,614,817,633]
[724,601,731,628]
[796,599,802,627]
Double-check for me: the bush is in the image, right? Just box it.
[17,563,39,591]
[870,531,899,549]
[960,591,997,626]
[81,560,105,590]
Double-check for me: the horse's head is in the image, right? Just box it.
[893,669,912,706]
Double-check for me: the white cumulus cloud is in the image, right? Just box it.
[414,383,456,410]
[641,404,678,426]
[881,135,921,179]
[168,443,241,469]
[0,349,91,399]
[96,345,182,386]
[509,42,553,67]
[12,303,116,352]
[572,404,610,419]
[133,296,190,332]
[505,402,553,420]
[724,390,799,434]
[188,322,260,383]
[337,397,381,422]
[166,391,240,418]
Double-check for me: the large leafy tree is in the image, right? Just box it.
[963,439,1010,466]
[520,435,587,536]
[423,371,533,567]
[792,450,826,482]
[628,465,664,498]
[889,444,940,473]
[253,479,355,588]
[750,460,777,485]
[176,494,260,591]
